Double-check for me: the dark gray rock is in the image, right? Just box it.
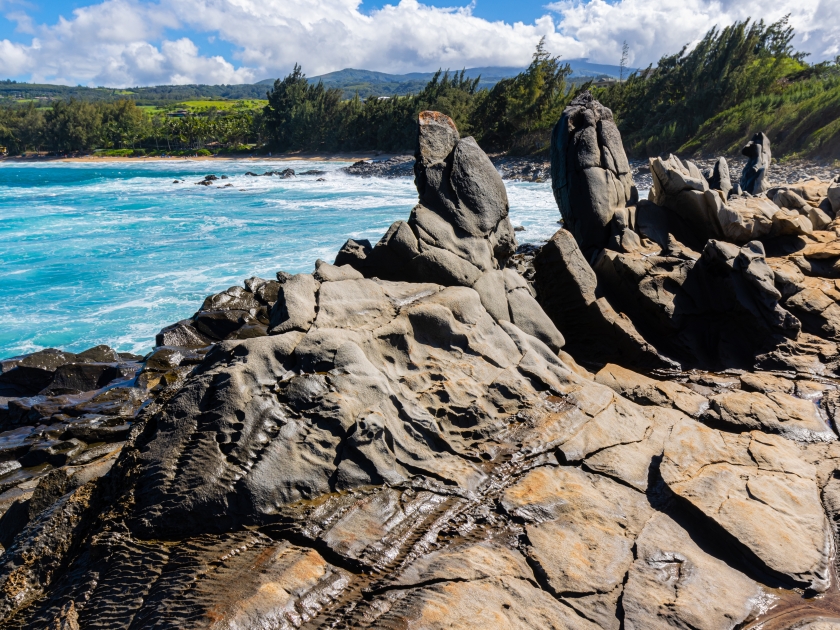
[40,363,129,395]
[193,309,261,341]
[0,349,77,397]
[19,437,86,467]
[740,132,772,194]
[155,319,213,348]
[705,157,732,197]
[550,91,636,259]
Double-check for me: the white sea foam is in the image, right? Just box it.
[0,160,560,358]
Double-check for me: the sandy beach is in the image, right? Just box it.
[0,152,402,164]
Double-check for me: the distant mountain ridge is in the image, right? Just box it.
[256,60,633,98]
[0,60,631,105]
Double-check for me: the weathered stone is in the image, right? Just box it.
[661,419,831,591]
[706,156,732,197]
[623,511,769,630]
[313,259,364,283]
[551,91,636,258]
[268,273,319,334]
[155,319,212,348]
[740,132,772,194]
[595,363,708,416]
[708,389,835,441]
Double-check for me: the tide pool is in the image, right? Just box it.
[0,159,561,359]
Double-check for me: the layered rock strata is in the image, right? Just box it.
[1,110,840,629]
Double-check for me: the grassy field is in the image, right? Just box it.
[176,99,267,111]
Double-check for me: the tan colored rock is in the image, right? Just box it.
[623,512,770,630]
[595,363,708,416]
[709,389,835,441]
[772,208,813,236]
[558,396,652,462]
[661,420,831,591]
[585,406,684,491]
[739,371,795,395]
[393,540,533,587]
[502,465,651,628]
[375,576,601,629]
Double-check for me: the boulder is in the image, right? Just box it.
[705,156,732,197]
[550,91,636,258]
[707,389,835,441]
[594,363,707,416]
[155,319,213,348]
[0,349,77,397]
[740,132,772,194]
[532,229,670,367]
[829,180,840,215]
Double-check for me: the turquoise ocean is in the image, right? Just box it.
[0,159,561,359]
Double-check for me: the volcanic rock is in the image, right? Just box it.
[550,91,636,259]
[740,131,772,194]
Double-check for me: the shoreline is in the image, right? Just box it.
[0,152,403,164]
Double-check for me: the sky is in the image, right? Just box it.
[0,0,837,87]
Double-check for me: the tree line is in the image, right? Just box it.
[1,20,838,159]
[594,16,840,157]
[0,99,261,154]
[0,41,574,156]
[261,40,574,154]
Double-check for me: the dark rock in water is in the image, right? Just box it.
[244,171,258,176]
[75,345,120,363]
[0,349,77,397]
[299,169,326,176]
[342,155,414,178]
[740,132,772,194]
[193,309,261,341]
[550,91,637,259]
[40,363,129,396]
[195,179,212,186]
[156,319,212,347]
[200,285,261,312]
[203,175,218,181]
[64,415,131,442]
[220,175,228,179]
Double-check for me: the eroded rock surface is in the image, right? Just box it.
[2,109,840,630]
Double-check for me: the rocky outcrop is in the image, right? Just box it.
[336,111,565,354]
[550,91,637,260]
[741,131,772,194]
[3,109,840,629]
[534,92,840,373]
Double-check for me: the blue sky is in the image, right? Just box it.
[0,0,835,87]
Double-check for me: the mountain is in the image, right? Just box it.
[256,60,634,98]
[0,59,633,106]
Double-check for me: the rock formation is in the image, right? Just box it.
[538,95,840,372]
[740,131,772,194]
[550,91,638,260]
[2,108,840,629]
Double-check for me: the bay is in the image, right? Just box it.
[0,159,560,358]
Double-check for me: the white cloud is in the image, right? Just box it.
[0,0,837,87]
[549,0,835,66]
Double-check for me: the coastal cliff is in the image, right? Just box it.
[2,100,840,628]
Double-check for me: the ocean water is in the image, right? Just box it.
[0,159,562,359]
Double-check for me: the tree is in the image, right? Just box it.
[43,99,102,152]
[620,41,630,83]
